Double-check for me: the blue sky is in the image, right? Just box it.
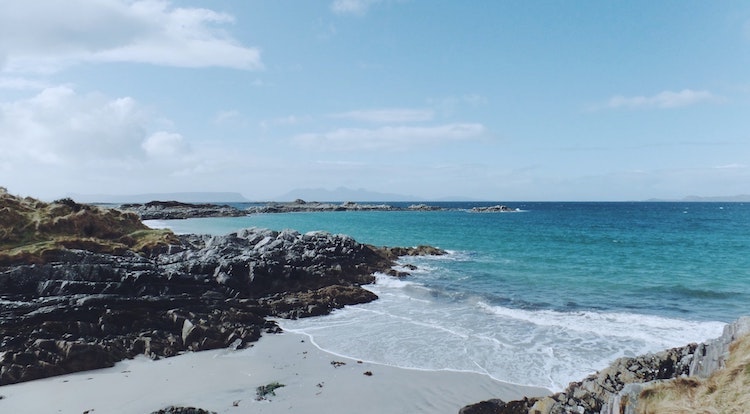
[1,0,748,201]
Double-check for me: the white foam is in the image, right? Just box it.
[142,219,169,229]
[281,282,728,391]
[476,302,725,347]
[371,272,417,289]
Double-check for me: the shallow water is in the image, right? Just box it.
[151,202,749,390]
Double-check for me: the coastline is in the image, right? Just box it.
[0,331,551,414]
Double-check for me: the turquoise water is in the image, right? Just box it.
[148,202,750,390]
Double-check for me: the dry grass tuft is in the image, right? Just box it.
[0,190,177,264]
[637,334,750,414]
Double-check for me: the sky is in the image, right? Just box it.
[1,0,749,201]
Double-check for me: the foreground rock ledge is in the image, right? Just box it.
[0,226,445,385]
[460,316,750,414]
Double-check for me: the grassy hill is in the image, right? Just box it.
[0,187,177,265]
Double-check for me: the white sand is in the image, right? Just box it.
[0,332,550,414]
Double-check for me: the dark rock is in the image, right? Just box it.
[246,201,395,214]
[458,399,506,414]
[150,406,217,414]
[470,205,518,213]
[120,201,246,220]
[458,398,540,414]
[408,203,442,211]
[0,226,419,385]
[379,245,447,260]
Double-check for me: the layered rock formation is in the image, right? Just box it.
[0,190,445,386]
[460,317,750,414]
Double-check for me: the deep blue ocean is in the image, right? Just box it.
[147,202,750,390]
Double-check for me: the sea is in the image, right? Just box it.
[146,201,750,391]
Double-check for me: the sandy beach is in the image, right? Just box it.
[0,331,550,414]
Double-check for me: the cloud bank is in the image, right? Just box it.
[293,123,486,151]
[331,108,434,123]
[0,0,262,73]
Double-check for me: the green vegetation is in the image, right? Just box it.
[637,334,750,414]
[255,381,285,400]
[0,187,178,265]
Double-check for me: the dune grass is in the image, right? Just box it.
[637,334,750,414]
[0,188,177,265]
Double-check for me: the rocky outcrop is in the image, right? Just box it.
[459,398,537,414]
[0,222,442,386]
[120,200,247,220]
[600,316,750,414]
[246,200,395,214]
[470,205,518,213]
[150,407,216,414]
[408,203,442,211]
[379,245,447,261]
[0,191,176,266]
[460,317,750,414]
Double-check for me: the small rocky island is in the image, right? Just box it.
[118,199,516,220]
[469,205,519,213]
[119,200,247,220]
[0,188,443,385]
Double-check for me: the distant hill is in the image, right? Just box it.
[647,195,750,202]
[274,187,423,202]
[66,192,249,204]
[680,194,750,202]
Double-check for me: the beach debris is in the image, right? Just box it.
[330,361,346,368]
[232,400,240,407]
[316,382,325,388]
[363,371,373,376]
[255,381,286,401]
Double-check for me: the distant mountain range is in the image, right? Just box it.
[66,188,750,204]
[67,192,249,204]
[647,195,750,202]
[274,187,422,202]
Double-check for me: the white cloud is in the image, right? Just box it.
[331,108,434,123]
[0,84,206,197]
[0,76,49,90]
[331,0,382,15]
[292,123,486,151]
[0,0,262,73]
[602,89,720,110]
[0,85,150,165]
[142,131,189,157]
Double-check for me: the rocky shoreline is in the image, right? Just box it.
[2,189,747,413]
[460,317,750,414]
[0,227,444,385]
[0,190,446,386]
